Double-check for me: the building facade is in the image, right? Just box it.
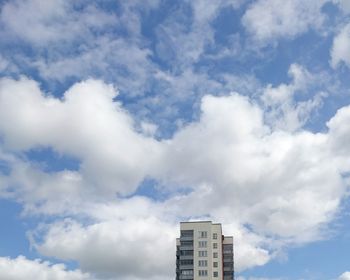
[176,221,234,280]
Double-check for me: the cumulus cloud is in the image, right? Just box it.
[0,152,87,215]
[223,223,271,271]
[0,1,349,279]
[327,104,350,173]
[33,216,176,280]
[0,255,92,280]
[339,271,350,280]
[0,77,161,196]
[242,0,327,42]
[331,24,350,68]
[30,198,269,276]
[157,93,345,242]
[0,77,349,278]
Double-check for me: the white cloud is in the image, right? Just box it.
[261,64,326,131]
[154,12,213,70]
[334,0,350,13]
[157,93,345,243]
[242,0,327,42]
[136,68,262,137]
[140,121,158,137]
[0,0,159,97]
[31,198,269,277]
[0,77,349,278]
[33,215,176,280]
[327,104,350,173]
[327,104,350,156]
[339,271,350,280]
[224,223,271,271]
[331,24,350,68]
[0,0,117,46]
[0,77,161,196]
[155,0,245,70]
[0,1,348,279]
[190,0,245,24]
[33,37,155,97]
[0,157,86,215]
[0,255,93,280]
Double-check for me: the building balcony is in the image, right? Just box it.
[179,255,194,260]
[180,245,193,250]
[179,264,193,270]
[179,275,194,280]
[180,236,193,241]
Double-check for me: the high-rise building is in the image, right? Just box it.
[176,221,234,280]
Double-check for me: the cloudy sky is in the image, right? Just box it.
[0,0,350,279]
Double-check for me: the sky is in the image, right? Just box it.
[0,0,350,279]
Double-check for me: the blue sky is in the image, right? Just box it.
[0,0,350,279]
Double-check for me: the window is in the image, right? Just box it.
[213,262,218,268]
[198,241,207,248]
[213,233,217,239]
[198,260,207,267]
[180,241,193,246]
[181,250,193,256]
[181,270,193,276]
[223,244,232,253]
[180,260,193,265]
[198,270,208,277]
[198,250,207,257]
[181,230,193,238]
[213,271,218,277]
[213,252,218,258]
[198,231,207,238]
[213,243,218,249]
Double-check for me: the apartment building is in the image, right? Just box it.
[176,221,234,280]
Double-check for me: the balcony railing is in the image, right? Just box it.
[179,255,194,260]
[180,235,193,241]
[180,245,193,250]
[179,276,193,280]
[179,264,193,270]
